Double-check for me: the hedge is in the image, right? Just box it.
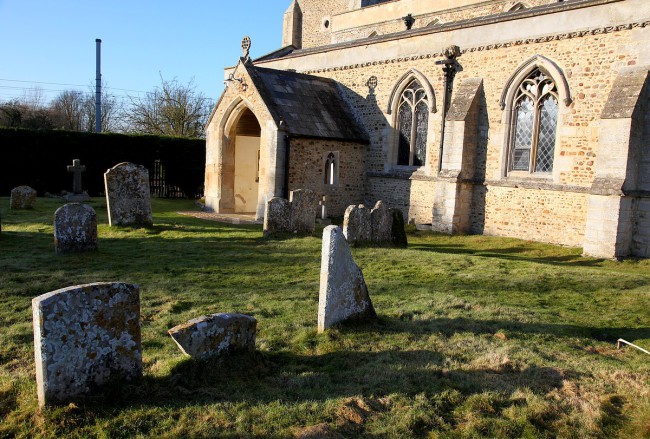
[0,128,205,198]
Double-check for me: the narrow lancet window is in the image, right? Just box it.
[324,152,338,186]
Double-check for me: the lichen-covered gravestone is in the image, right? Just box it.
[370,200,392,243]
[263,197,291,237]
[104,162,153,227]
[318,226,376,332]
[10,185,37,209]
[32,282,142,407]
[54,203,98,254]
[290,189,319,234]
[343,204,371,245]
[168,313,257,360]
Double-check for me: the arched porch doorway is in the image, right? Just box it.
[230,108,261,214]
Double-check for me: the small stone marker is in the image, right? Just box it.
[168,313,257,360]
[370,200,392,243]
[66,159,90,202]
[32,282,142,407]
[318,226,376,332]
[53,203,98,254]
[104,162,153,227]
[343,204,371,245]
[263,197,291,237]
[290,189,319,233]
[10,185,37,209]
[390,208,408,248]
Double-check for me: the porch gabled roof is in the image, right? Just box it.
[246,65,369,143]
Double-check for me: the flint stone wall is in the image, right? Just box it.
[54,203,98,254]
[104,162,153,227]
[32,282,142,407]
[168,313,257,360]
[263,197,291,237]
[318,225,376,332]
[10,185,37,209]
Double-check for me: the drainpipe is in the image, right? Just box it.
[436,45,461,174]
[283,134,291,199]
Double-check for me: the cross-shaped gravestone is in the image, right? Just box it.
[67,159,86,195]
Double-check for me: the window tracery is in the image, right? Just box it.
[509,69,558,173]
[397,79,429,166]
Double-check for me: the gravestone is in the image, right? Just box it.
[32,282,142,407]
[104,162,153,227]
[370,200,392,243]
[318,226,376,332]
[53,203,98,254]
[343,204,371,245]
[168,313,257,360]
[65,159,90,202]
[10,185,37,209]
[263,197,291,237]
[390,208,408,248]
[290,189,319,233]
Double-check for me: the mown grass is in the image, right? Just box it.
[0,197,648,438]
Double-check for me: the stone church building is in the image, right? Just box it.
[204,0,650,259]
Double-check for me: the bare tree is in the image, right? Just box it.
[124,76,211,138]
[50,90,85,130]
[81,82,123,133]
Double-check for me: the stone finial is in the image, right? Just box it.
[104,162,153,227]
[318,226,376,332]
[54,203,98,254]
[168,313,257,360]
[32,282,142,407]
[242,36,252,59]
[10,185,37,209]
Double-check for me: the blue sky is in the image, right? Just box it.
[0,0,289,105]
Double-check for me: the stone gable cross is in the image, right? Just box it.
[67,159,86,194]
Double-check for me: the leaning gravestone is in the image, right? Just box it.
[168,313,257,360]
[390,208,408,248]
[10,185,37,209]
[32,282,142,407]
[370,201,392,243]
[318,226,376,332]
[263,197,291,237]
[104,162,153,227]
[53,203,98,254]
[290,189,319,234]
[343,204,371,245]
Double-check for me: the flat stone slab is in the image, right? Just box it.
[343,204,371,245]
[54,203,98,254]
[10,185,37,209]
[264,197,291,237]
[168,313,257,360]
[371,201,392,243]
[290,189,319,234]
[390,208,408,248]
[32,282,142,407]
[318,226,376,332]
[104,162,153,227]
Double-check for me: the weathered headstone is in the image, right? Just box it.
[65,159,90,202]
[370,201,392,243]
[104,162,153,227]
[290,189,319,234]
[263,197,291,237]
[53,203,98,254]
[32,282,142,407]
[10,185,37,209]
[343,204,371,245]
[390,208,408,248]
[318,226,376,332]
[168,313,257,360]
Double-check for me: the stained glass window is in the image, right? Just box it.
[509,69,559,173]
[397,79,429,167]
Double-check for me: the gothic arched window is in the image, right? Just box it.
[324,152,339,186]
[397,79,429,167]
[509,69,558,173]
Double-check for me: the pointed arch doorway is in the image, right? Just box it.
[232,108,261,214]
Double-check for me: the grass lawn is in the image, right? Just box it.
[0,197,649,438]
